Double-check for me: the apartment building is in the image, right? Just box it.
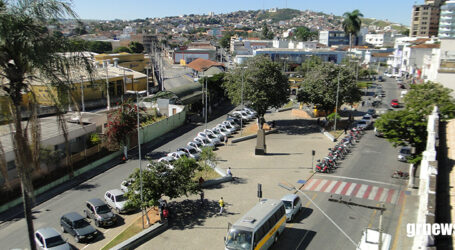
[422,38,455,94]
[410,0,446,37]
[318,31,349,47]
[439,1,455,38]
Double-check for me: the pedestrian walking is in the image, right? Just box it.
[219,197,225,214]
[200,191,205,206]
[226,167,232,177]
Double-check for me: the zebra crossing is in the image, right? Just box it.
[301,178,403,204]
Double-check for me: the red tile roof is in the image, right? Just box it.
[372,52,393,57]
[187,58,225,72]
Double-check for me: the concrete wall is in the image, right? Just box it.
[140,108,186,144]
[412,106,439,249]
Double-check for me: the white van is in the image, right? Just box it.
[281,194,302,222]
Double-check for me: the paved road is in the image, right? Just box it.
[272,130,410,250]
[0,106,238,250]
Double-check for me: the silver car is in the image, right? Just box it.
[281,194,302,222]
[197,132,221,145]
[188,141,203,152]
[194,137,215,148]
[204,128,225,141]
[35,227,70,250]
[213,126,231,137]
[177,146,201,160]
[104,189,129,213]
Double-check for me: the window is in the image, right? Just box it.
[7,161,15,170]
[35,233,44,245]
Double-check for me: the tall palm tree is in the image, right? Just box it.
[342,9,364,55]
[0,1,93,249]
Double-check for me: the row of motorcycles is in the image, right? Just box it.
[315,127,365,173]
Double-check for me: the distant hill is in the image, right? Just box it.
[257,8,302,22]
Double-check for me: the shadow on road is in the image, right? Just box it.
[72,183,98,191]
[272,227,317,250]
[276,119,320,135]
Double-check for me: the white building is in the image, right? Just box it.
[288,41,318,50]
[365,33,393,47]
[439,1,455,38]
[422,38,455,95]
[388,37,430,76]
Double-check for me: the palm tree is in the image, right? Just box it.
[342,9,364,54]
[0,1,93,249]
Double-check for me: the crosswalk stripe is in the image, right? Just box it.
[356,184,369,198]
[374,187,384,201]
[341,182,353,195]
[334,182,348,195]
[320,179,333,192]
[391,190,400,204]
[309,179,323,191]
[368,186,379,200]
[363,186,373,199]
[314,179,328,192]
[303,179,316,190]
[330,181,342,193]
[386,189,395,203]
[325,180,338,193]
[379,188,389,202]
[350,183,362,197]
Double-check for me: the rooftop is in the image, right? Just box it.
[187,58,225,72]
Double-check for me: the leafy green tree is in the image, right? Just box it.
[223,55,289,128]
[375,82,455,163]
[261,23,274,40]
[125,157,200,212]
[293,26,318,41]
[342,9,364,51]
[0,1,93,249]
[129,41,144,53]
[105,102,141,154]
[113,46,132,53]
[295,55,323,77]
[297,63,362,118]
[87,40,112,53]
[220,31,233,49]
[199,73,227,107]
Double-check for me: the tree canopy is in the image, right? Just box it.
[223,55,289,121]
[293,26,318,41]
[261,23,274,40]
[297,63,362,117]
[125,157,201,209]
[375,82,455,162]
[129,41,144,53]
[342,9,363,48]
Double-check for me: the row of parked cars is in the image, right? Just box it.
[35,188,132,249]
[148,107,257,169]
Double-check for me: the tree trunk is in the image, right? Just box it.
[21,181,36,250]
[12,103,36,250]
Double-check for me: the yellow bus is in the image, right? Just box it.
[224,199,286,250]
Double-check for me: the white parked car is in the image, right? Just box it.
[197,132,221,145]
[222,121,238,131]
[204,128,225,141]
[188,141,203,152]
[232,111,252,120]
[177,146,200,160]
[194,137,215,148]
[355,120,368,129]
[104,189,130,213]
[167,151,189,160]
[120,179,139,194]
[361,114,373,127]
[35,227,70,250]
[398,146,412,162]
[157,156,176,169]
[213,126,231,137]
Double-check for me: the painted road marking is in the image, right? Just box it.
[314,174,400,187]
[356,184,369,198]
[298,178,403,204]
[314,179,328,192]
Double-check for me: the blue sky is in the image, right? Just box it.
[73,0,422,26]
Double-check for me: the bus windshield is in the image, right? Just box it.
[225,229,253,250]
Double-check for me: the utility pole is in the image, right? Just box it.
[80,76,85,112]
[328,196,386,249]
[333,70,340,131]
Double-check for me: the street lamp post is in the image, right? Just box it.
[145,65,151,96]
[105,60,111,110]
[333,70,341,131]
[240,69,244,136]
[80,76,85,112]
[126,90,147,228]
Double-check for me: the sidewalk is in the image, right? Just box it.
[136,110,336,250]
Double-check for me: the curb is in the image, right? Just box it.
[111,220,168,250]
[277,107,293,112]
[323,131,336,142]
[231,130,278,143]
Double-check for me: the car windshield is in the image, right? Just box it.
[225,229,253,250]
[96,204,111,214]
[358,121,366,125]
[189,148,198,154]
[115,194,126,202]
[74,218,90,228]
[283,200,292,209]
[208,134,217,139]
[45,235,66,248]
[400,148,411,154]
